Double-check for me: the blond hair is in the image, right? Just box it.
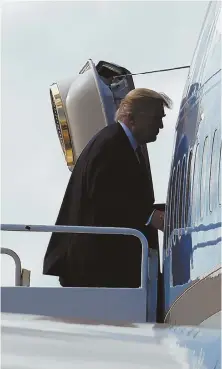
[115,88,172,122]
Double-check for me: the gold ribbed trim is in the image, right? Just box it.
[50,83,74,166]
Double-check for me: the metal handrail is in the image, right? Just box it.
[0,247,22,286]
[0,224,149,289]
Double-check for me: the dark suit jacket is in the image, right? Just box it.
[43,123,158,287]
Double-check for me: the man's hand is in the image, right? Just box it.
[150,210,165,231]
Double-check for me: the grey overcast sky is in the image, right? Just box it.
[1,1,209,287]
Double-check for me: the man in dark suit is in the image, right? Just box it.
[43,88,172,288]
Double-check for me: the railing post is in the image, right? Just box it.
[0,248,22,286]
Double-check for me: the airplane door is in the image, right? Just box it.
[49,59,135,171]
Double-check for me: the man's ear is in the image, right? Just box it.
[128,113,135,127]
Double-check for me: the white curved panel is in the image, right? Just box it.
[49,59,134,170]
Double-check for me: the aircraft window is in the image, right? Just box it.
[184,150,193,227]
[168,167,175,246]
[164,171,173,249]
[178,155,186,230]
[218,143,221,206]
[200,137,209,219]
[209,130,218,212]
[173,162,180,243]
[192,143,200,223]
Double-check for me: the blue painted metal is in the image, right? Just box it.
[163,1,221,315]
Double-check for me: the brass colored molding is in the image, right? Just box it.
[50,83,74,166]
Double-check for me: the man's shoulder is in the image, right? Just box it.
[75,123,125,168]
[86,123,123,152]
[96,122,123,141]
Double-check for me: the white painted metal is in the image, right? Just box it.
[1,224,159,323]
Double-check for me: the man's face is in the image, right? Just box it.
[131,102,165,144]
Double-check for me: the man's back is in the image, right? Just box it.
[43,122,155,287]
